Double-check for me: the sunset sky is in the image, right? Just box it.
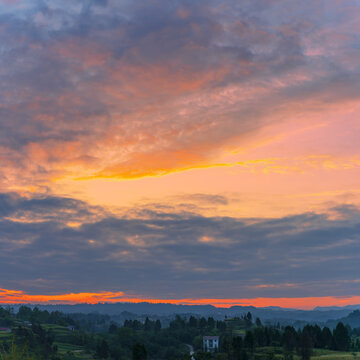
[0,0,360,309]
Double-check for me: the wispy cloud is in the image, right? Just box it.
[0,0,359,187]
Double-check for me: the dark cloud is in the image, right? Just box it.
[0,193,359,298]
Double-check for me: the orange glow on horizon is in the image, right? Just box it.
[1,288,360,310]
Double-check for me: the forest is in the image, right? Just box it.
[1,306,360,360]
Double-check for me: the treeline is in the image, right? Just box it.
[91,317,190,360]
[16,306,76,327]
[68,312,112,332]
[94,314,358,360]
[0,305,75,329]
[1,306,360,360]
[221,322,353,360]
[0,307,12,326]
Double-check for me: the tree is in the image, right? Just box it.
[244,313,252,328]
[244,331,255,355]
[321,326,333,349]
[216,320,226,332]
[282,326,297,360]
[199,317,207,330]
[253,327,264,347]
[246,312,252,322]
[109,323,118,334]
[155,319,161,333]
[299,328,312,360]
[240,350,249,360]
[194,352,212,360]
[132,343,147,360]
[189,316,197,328]
[179,355,192,360]
[16,306,32,321]
[144,317,151,332]
[207,317,215,330]
[232,336,243,360]
[333,322,350,351]
[96,339,109,359]
[222,335,233,358]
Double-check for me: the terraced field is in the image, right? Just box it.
[43,324,94,360]
[0,331,12,340]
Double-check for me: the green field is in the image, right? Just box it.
[0,332,12,339]
[253,347,360,360]
[41,325,93,359]
[54,342,93,360]
[311,349,360,360]
[233,329,246,336]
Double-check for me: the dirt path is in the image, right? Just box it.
[186,344,195,360]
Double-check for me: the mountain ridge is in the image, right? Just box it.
[3,302,360,324]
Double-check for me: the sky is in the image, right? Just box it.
[0,0,360,310]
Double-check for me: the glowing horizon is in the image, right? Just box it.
[1,288,360,311]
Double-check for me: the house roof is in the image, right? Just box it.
[203,336,219,340]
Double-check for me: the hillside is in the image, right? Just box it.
[326,310,360,329]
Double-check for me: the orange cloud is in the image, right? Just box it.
[0,288,125,304]
[76,154,360,181]
[1,288,360,310]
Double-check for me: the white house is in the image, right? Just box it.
[203,336,219,352]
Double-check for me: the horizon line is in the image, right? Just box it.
[1,288,360,310]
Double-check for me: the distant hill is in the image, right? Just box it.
[5,302,359,325]
[326,310,360,329]
[314,305,360,311]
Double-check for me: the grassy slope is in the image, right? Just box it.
[254,347,360,360]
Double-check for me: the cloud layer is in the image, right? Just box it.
[0,193,359,299]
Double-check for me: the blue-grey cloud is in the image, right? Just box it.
[0,193,359,298]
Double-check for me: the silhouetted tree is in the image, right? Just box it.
[321,327,333,349]
[144,317,151,332]
[233,336,243,360]
[155,319,161,333]
[132,343,147,360]
[96,339,109,359]
[299,328,312,360]
[207,317,215,330]
[189,316,197,328]
[109,323,118,334]
[333,322,350,351]
[244,331,255,355]
[282,326,297,360]
[255,317,262,327]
